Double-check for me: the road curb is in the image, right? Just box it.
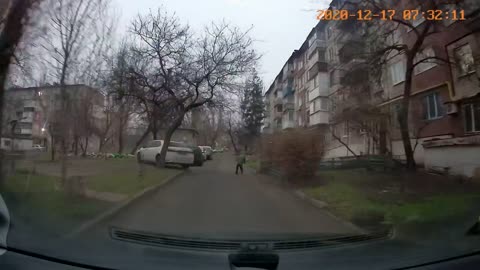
[66,171,185,239]
[293,189,367,234]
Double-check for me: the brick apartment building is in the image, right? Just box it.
[263,0,480,178]
[2,85,105,152]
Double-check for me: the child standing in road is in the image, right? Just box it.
[235,151,246,175]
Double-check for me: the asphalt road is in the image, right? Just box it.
[87,153,358,240]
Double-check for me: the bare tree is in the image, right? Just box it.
[39,0,113,187]
[195,106,225,146]
[127,9,258,166]
[94,102,115,153]
[104,43,138,153]
[227,114,241,154]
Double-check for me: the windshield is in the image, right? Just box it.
[1,0,480,268]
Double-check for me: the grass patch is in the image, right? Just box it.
[245,158,259,170]
[2,172,112,235]
[304,169,480,228]
[305,182,386,224]
[386,195,479,225]
[86,165,181,197]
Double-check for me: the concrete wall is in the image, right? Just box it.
[424,146,480,178]
[390,135,452,165]
[13,138,33,151]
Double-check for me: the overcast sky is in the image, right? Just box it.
[115,0,330,90]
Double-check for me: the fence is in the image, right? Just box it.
[319,155,404,171]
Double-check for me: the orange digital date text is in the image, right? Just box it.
[316,9,466,21]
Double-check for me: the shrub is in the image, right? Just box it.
[260,129,324,181]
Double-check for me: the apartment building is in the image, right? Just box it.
[263,0,480,177]
[3,85,105,151]
[264,23,330,133]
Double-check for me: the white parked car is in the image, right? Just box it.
[136,140,194,168]
[199,146,213,160]
[32,144,46,152]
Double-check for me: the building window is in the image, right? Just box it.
[414,47,436,75]
[24,107,35,112]
[329,71,335,87]
[277,106,282,113]
[320,98,329,111]
[313,74,318,88]
[314,99,320,112]
[390,60,406,85]
[288,111,294,121]
[423,92,444,120]
[464,103,480,133]
[454,44,475,76]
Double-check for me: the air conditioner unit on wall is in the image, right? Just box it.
[445,102,458,115]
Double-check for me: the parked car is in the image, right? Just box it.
[136,140,194,168]
[191,146,205,166]
[32,144,46,152]
[213,147,224,153]
[199,146,213,160]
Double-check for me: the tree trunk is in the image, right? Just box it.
[158,113,185,167]
[50,135,55,161]
[74,136,79,156]
[98,138,104,153]
[130,124,152,155]
[379,119,388,156]
[227,121,239,154]
[151,119,158,140]
[118,131,124,153]
[0,0,34,186]
[398,56,416,171]
[59,59,70,187]
[117,109,128,153]
[81,137,89,157]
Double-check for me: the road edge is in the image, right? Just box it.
[293,189,367,234]
[66,170,185,238]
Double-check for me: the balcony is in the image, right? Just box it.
[283,102,294,111]
[274,109,283,120]
[307,39,326,59]
[309,111,329,126]
[339,41,365,65]
[307,52,328,76]
[308,85,329,101]
[274,96,283,107]
[282,120,295,130]
[337,19,364,36]
[331,97,361,121]
[340,67,368,87]
[282,85,294,98]
[20,111,34,123]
